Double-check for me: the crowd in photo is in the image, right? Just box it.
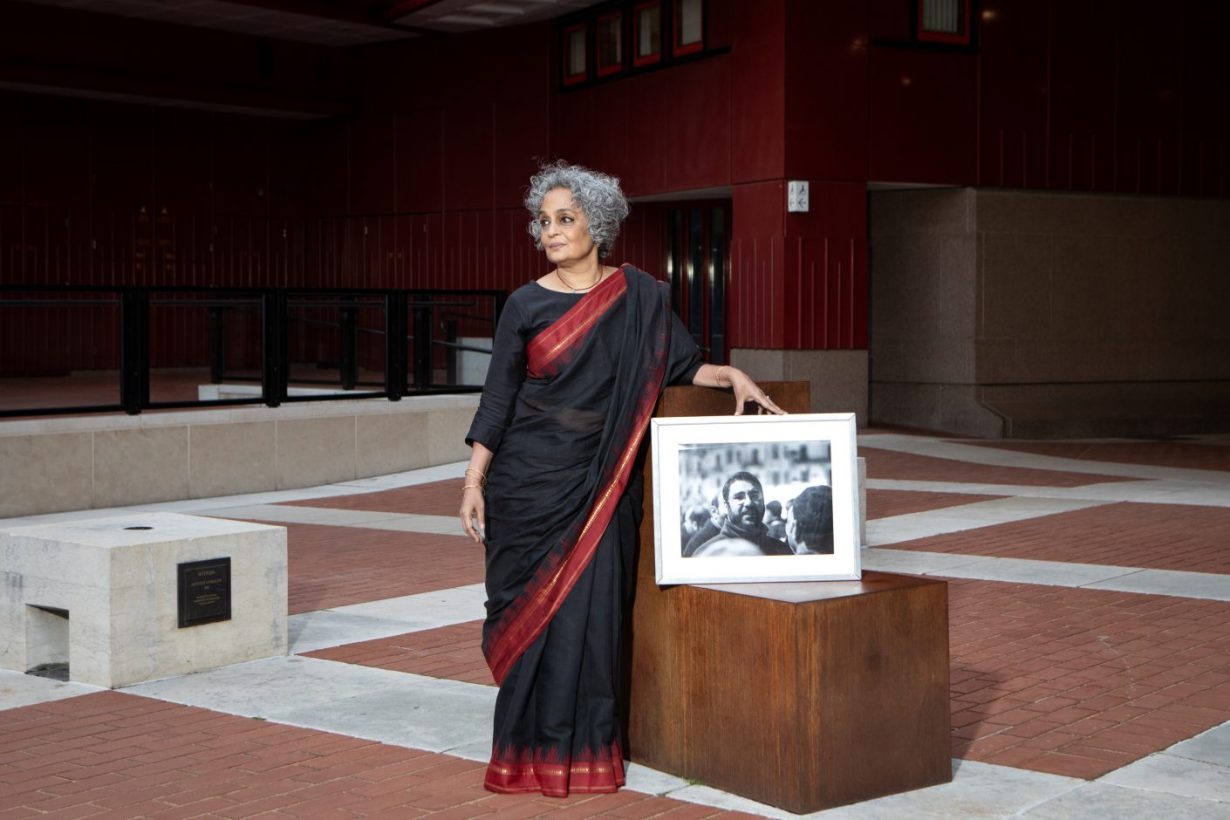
[677,441,835,558]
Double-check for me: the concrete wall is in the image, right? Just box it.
[0,396,478,518]
[733,349,869,425]
[870,188,1230,437]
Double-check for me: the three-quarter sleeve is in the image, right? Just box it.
[465,297,527,453]
[666,310,704,386]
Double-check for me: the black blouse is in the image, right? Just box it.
[466,279,703,453]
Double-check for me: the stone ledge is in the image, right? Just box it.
[0,396,480,518]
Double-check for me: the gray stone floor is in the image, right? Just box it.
[3,433,1229,817]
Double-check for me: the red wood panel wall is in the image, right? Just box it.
[864,0,1230,195]
[3,0,1228,377]
[729,181,866,351]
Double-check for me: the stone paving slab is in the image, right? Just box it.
[1086,568,1230,602]
[861,434,1230,483]
[200,503,414,528]
[968,441,1230,473]
[0,669,100,712]
[1167,723,1230,767]
[867,497,1114,546]
[863,550,1138,588]
[671,761,1082,819]
[124,656,496,756]
[289,584,487,653]
[1019,781,1230,819]
[1100,753,1230,804]
[862,445,1139,487]
[868,478,1230,508]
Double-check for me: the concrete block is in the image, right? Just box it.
[1,512,287,688]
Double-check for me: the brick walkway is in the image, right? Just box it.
[307,622,490,686]
[3,430,1229,817]
[884,502,1230,574]
[865,488,1007,519]
[286,480,462,518]
[947,580,1230,778]
[239,522,483,615]
[0,692,748,818]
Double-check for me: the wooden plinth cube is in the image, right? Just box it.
[628,384,951,813]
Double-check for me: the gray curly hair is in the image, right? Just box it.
[525,161,630,259]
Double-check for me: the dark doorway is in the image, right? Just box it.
[664,201,730,364]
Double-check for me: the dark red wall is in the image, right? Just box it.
[2,0,1228,372]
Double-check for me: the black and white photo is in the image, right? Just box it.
[652,413,860,584]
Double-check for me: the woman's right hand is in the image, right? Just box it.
[460,486,486,544]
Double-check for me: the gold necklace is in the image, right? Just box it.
[556,267,603,293]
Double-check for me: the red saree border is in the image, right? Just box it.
[484,329,669,683]
[526,267,628,378]
[485,740,626,797]
[484,362,663,684]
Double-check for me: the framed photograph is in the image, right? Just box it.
[651,412,860,584]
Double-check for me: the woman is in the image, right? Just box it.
[459,161,783,797]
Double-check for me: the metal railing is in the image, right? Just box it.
[0,286,505,417]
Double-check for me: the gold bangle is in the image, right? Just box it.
[465,467,486,480]
[716,365,731,388]
[462,483,483,491]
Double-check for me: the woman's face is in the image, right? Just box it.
[538,187,596,266]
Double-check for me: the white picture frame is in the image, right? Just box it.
[651,412,861,584]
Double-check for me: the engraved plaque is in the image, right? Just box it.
[178,557,231,628]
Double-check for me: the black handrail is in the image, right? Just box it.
[0,285,505,418]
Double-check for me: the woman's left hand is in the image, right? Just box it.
[728,366,787,413]
[726,367,787,416]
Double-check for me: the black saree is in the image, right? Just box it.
[466,265,700,796]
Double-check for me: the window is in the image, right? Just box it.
[673,0,703,56]
[562,23,587,85]
[596,11,623,76]
[917,0,970,45]
[557,0,713,89]
[633,1,662,67]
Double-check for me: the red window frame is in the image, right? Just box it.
[916,0,971,45]
[632,1,662,68]
[562,22,588,86]
[595,11,624,77]
[672,0,703,58]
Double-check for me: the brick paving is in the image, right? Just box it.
[865,488,1006,520]
[229,521,484,615]
[0,692,747,818]
[286,480,462,518]
[884,502,1230,574]
[947,579,1230,779]
[862,446,1138,487]
[5,432,1229,812]
[307,621,491,685]
[301,577,1230,784]
[967,440,1230,473]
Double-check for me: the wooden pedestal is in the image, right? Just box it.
[627,384,951,814]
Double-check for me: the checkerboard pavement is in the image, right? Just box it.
[3,430,1229,817]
